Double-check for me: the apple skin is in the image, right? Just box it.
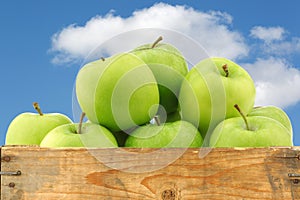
[40,123,118,147]
[76,53,159,132]
[5,113,72,145]
[155,107,181,124]
[124,120,203,148]
[179,57,256,138]
[209,116,293,147]
[131,41,188,114]
[247,106,293,135]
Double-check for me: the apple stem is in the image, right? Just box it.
[154,115,161,126]
[33,102,43,116]
[151,36,163,48]
[222,64,229,77]
[100,57,105,61]
[78,112,86,134]
[234,104,250,131]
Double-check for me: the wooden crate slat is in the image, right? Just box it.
[1,147,300,199]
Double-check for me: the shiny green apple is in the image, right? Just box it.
[131,36,188,114]
[179,57,256,138]
[209,104,293,147]
[209,116,292,147]
[248,106,293,134]
[76,53,159,132]
[40,113,118,147]
[125,120,203,148]
[6,102,72,145]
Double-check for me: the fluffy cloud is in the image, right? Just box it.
[242,57,300,108]
[49,3,300,109]
[50,3,248,65]
[250,26,300,56]
[250,26,285,42]
[262,37,300,56]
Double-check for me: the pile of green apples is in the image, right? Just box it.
[5,36,293,148]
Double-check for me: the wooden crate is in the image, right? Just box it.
[1,146,300,199]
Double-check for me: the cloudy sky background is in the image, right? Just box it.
[1,1,300,145]
[50,3,300,108]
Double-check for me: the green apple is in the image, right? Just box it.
[6,102,72,145]
[209,105,293,147]
[179,57,256,138]
[131,36,188,114]
[125,120,203,148]
[154,106,181,124]
[247,106,293,134]
[76,53,159,132]
[40,113,118,147]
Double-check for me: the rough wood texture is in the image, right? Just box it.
[1,146,300,199]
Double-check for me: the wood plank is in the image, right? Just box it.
[1,146,300,199]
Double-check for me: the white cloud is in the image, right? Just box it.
[249,26,300,56]
[263,37,300,56]
[50,3,248,65]
[250,26,285,42]
[49,3,300,109]
[242,57,300,108]
[244,26,300,108]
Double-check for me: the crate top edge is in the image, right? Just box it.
[1,145,299,151]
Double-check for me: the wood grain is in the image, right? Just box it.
[1,146,300,199]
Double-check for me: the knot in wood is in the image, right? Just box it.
[9,182,15,188]
[2,156,11,162]
[161,188,176,200]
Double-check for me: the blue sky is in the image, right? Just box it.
[1,0,300,145]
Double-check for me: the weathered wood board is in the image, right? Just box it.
[1,146,300,199]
